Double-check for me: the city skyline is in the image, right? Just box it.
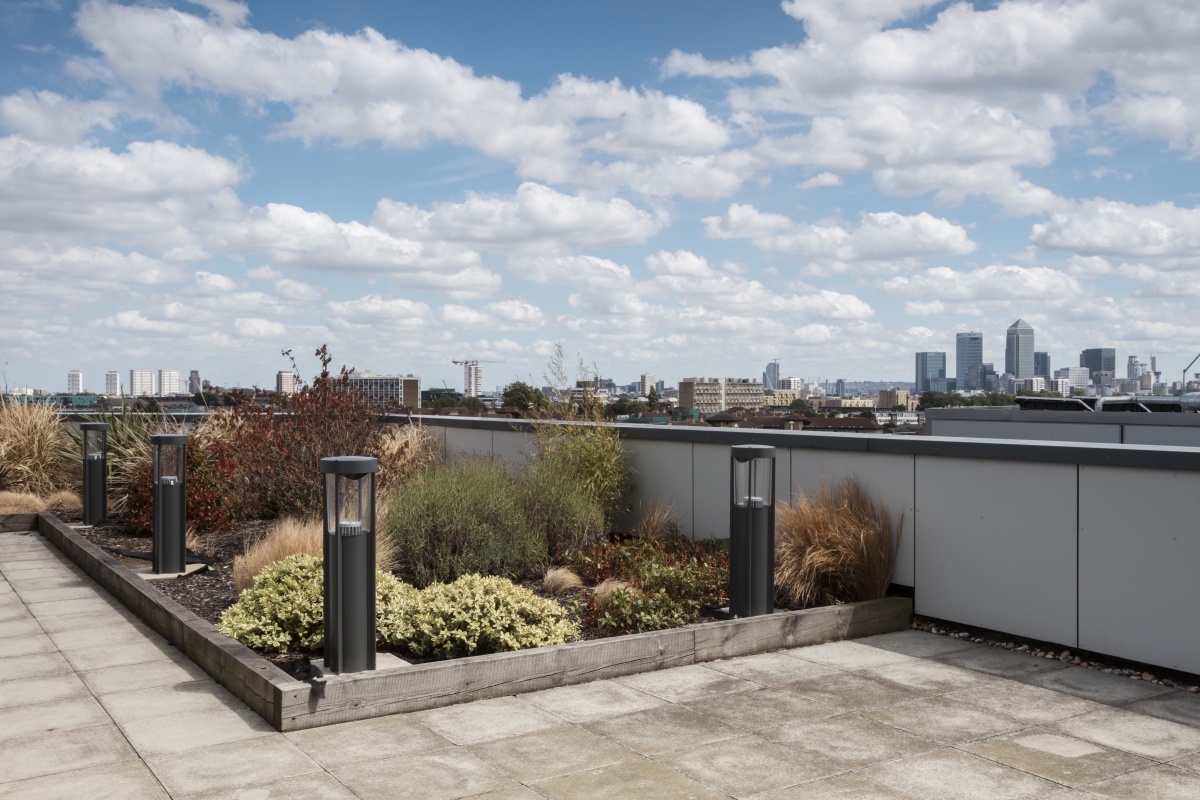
[2,2,1200,392]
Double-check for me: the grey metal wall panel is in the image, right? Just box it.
[692,443,731,540]
[1122,426,1200,449]
[444,426,493,461]
[931,419,1119,444]
[492,429,534,473]
[790,450,916,588]
[620,438,694,538]
[914,457,1078,645]
[1078,466,1200,673]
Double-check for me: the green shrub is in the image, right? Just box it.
[588,586,690,636]
[531,422,630,532]
[217,554,414,652]
[395,574,578,658]
[381,459,547,587]
[517,464,606,558]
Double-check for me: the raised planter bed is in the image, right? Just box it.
[14,512,912,732]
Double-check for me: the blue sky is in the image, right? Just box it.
[2,0,1200,394]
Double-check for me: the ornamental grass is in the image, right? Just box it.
[0,400,75,495]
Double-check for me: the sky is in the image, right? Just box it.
[2,0,1200,394]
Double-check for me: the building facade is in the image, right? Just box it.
[464,363,482,397]
[834,378,846,397]
[1054,367,1091,389]
[276,371,298,395]
[763,360,780,391]
[1034,352,1051,379]
[129,370,154,397]
[638,373,655,396]
[348,372,420,408]
[679,378,765,414]
[189,370,202,394]
[956,332,983,390]
[158,370,182,397]
[915,352,947,394]
[878,389,910,409]
[66,371,82,394]
[1080,348,1116,378]
[1005,319,1035,379]
[105,371,119,396]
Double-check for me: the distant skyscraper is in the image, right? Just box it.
[956,332,983,390]
[1034,352,1051,379]
[1005,319,1035,379]
[105,371,119,396]
[464,363,482,397]
[66,370,82,394]
[1126,355,1145,380]
[763,360,780,391]
[779,377,801,391]
[189,370,202,394]
[276,371,298,395]
[638,373,656,396]
[158,370,181,397]
[915,352,947,394]
[1080,348,1116,378]
[834,378,846,397]
[129,370,154,397]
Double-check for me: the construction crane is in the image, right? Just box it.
[451,359,505,397]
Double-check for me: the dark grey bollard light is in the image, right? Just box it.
[150,434,188,574]
[729,444,776,617]
[80,422,108,526]
[321,456,378,674]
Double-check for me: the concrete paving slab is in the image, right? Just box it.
[467,724,639,783]
[60,638,181,671]
[684,686,838,732]
[0,695,110,742]
[863,747,1059,800]
[0,649,72,681]
[862,695,1026,744]
[705,650,843,687]
[523,678,665,723]
[79,654,209,696]
[47,620,158,652]
[781,669,925,710]
[1026,667,1177,706]
[412,696,567,747]
[0,724,136,784]
[13,585,104,604]
[582,703,746,756]
[181,771,361,800]
[787,639,918,671]
[944,678,1106,725]
[963,728,1152,787]
[0,633,56,658]
[936,645,1072,679]
[760,772,915,799]
[0,605,31,623]
[286,713,452,769]
[766,712,938,769]
[654,733,843,797]
[35,608,140,634]
[98,679,241,724]
[1054,707,1200,761]
[144,734,320,797]
[1171,750,1200,773]
[613,663,758,703]
[1082,764,1200,799]
[531,756,728,800]
[0,758,169,800]
[334,747,510,800]
[857,629,983,658]
[860,658,998,694]
[0,618,43,639]
[119,703,277,756]
[25,595,126,618]
[1123,691,1200,729]
[0,672,90,709]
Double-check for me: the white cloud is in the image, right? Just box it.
[274,278,322,302]
[193,271,237,294]
[1031,199,1200,263]
[798,172,841,189]
[508,255,633,290]
[234,317,286,338]
[0,91,120,144]
[440,300,545,331]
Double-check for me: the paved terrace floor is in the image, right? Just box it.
[5,529,1200,799]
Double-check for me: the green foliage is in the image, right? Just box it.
[427,394,459,408]
[917,391,1015,409]
[603,396,647,419]
[788,397,813,415]
[1015,389,1064,398]
[502,381,548,412]
[461,396,484,410]
[395,574,578,658]
[647,387,660,410]
[516,464,606,558]
[381,459,547,587]
[589,587,689,635]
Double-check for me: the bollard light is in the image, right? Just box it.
[150,434,188,574]
[80,422,109,526]
[320,456,378,674]
[729,444,776,617]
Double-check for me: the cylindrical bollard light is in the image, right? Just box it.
[150,434,188,574]
[729,444,776,617]
[80,422,109,526]
[321,456,378,674]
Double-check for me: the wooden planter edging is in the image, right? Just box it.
[18,513,912,732]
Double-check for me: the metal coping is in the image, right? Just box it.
[731,444,777,460]
[925,406,1200,427]
[148,433,189,445]
[320,456,379,475]
[398,414,1200,472]
[78,422,109,431]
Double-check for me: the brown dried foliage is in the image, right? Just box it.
[542,566,584,594]
[233,516,397,592]
[774,477,902,608]
[0,400,75,495]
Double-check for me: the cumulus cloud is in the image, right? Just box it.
[0,91,121,144]
[440,300,545,331]
[234,317,287,338]
[1031,199,1200,264]
[798,172,841,189]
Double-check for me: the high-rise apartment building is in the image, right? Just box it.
[158,370,182,397]
[878,389,910,409]
[1023,377,1046,392]
[915,352,947,394]
[1048,378,1071,395]
[763,360,780,391]
[1126,355,1145,380]
[348,371,420,408]
[1034,352,1051,379]
[638,373,656,396]
[956,332,983,390]
[834,378,846,397]
[189,370,202,394]
[678,378,765,414]
[1053,367,1091,389]
[1080,348,1116,378]
[1005,319,1035,379]
[463,363,482,397]
[105,371,119,396]
[276,371,298,395]
[67,371,83,394]
[779,377,802,391]
[129,370,154,397]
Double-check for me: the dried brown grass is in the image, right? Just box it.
[0,401,75,495]
[44,490,81,511]
[591,577,631,603]
[774,477,902,608]
[376,424,442,492]
[233,516,397,592]
[636,500,680,541]
[0,491,46,514]
[543,566,583,594]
